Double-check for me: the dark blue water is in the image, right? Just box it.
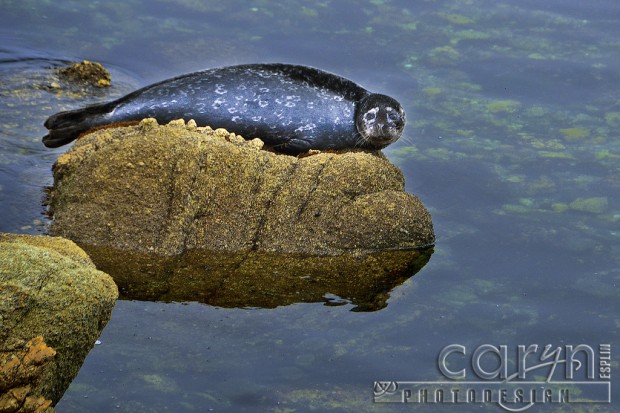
[1,1,618,412]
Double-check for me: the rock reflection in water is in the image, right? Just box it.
[82,245,433,311]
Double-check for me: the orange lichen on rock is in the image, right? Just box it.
[0,336,56,413]
[22,337,56,367]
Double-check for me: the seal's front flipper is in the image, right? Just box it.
[42,103,113,148]
[274,138,313,155]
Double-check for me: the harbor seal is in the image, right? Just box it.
[42,63,406,154]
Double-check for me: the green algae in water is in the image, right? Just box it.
[527,52,546,59]
[559,127,590,140]
[398,22,417,31]
[502,200,535,214]
[527,176,556,194]
[596,150,620,160]
[451,29,490,45]
[428,46,460,63]
[141,374,178,393]
[438,13,475,25]
[526,106,548,116]
[605,112,620,127]
[300,6,318,17]
[537,150,575,160]
[422,87,443,97]
[551,203,569,213]
[504,175,525,183]
[569,197,608,214]
[529,138,566,150]
[459,81,482,91]
[486,100,521,113]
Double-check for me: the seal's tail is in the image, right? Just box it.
[42,103,113,148]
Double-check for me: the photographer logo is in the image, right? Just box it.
[374,343,611,411]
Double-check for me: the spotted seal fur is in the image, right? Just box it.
[43,63,406,154]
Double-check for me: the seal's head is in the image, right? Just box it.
[356,93,406,149]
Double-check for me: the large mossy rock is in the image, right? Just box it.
[49,118,434,256]
[0,233,118,405]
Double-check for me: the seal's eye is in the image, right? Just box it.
[384,107,402,124]
[364,112,376,122]
[363,107,379,125]
[387,112,400,122]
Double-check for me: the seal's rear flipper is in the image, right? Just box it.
[43,127,87,148]
[42,103,112,148]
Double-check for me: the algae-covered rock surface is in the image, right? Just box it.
[0,233,118,404]
[49,118,434,256]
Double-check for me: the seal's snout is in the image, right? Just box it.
[369,126,399,146]
[370,123,390,140]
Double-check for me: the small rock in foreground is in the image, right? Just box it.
[0,233,118,405]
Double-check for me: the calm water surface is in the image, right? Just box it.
[1,0,618,412]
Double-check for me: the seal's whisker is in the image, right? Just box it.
[399,134,415,146]
[354,135,367,149]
